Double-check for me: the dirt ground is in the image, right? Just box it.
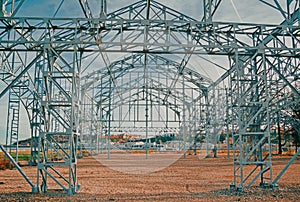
[0,153,300,201]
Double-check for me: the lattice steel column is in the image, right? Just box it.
[100,0,107,18]
[206,86,227,155]
[202,0,222,22]
[231,46,273,190]
[29,61,44,166]
[80,85,99,155]
[36,42,80,194]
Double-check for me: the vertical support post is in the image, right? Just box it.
[95,94,100,155]
[262,49,273,187]
[277,112,282,154]
[99,77,104,154]
[225,88,230,158]
[203,0,212,23]
[107,71,112,160]
[146,0,151,20]
[144,54,149,159]
[204,92,209,157]
[0,0,3,16]
[100,0,107,18]
[182,74,186,159]
[29,60,43,166]
[233,47,244,190]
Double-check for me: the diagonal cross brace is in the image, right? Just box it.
[0,52,43,100]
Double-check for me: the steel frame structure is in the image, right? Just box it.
[81,52,210,158]
[0,0,299,194]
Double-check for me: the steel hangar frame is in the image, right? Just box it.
[0,0,299,195]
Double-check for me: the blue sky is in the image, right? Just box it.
[0,0,287,144]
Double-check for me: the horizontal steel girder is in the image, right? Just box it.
[0,18,299,57]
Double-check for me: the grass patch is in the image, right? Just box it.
[0,152,30,161]
[10,153,31,161]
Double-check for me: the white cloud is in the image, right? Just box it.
[214,0,283,24]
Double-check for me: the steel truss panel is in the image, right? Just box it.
[0,18,299,56]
